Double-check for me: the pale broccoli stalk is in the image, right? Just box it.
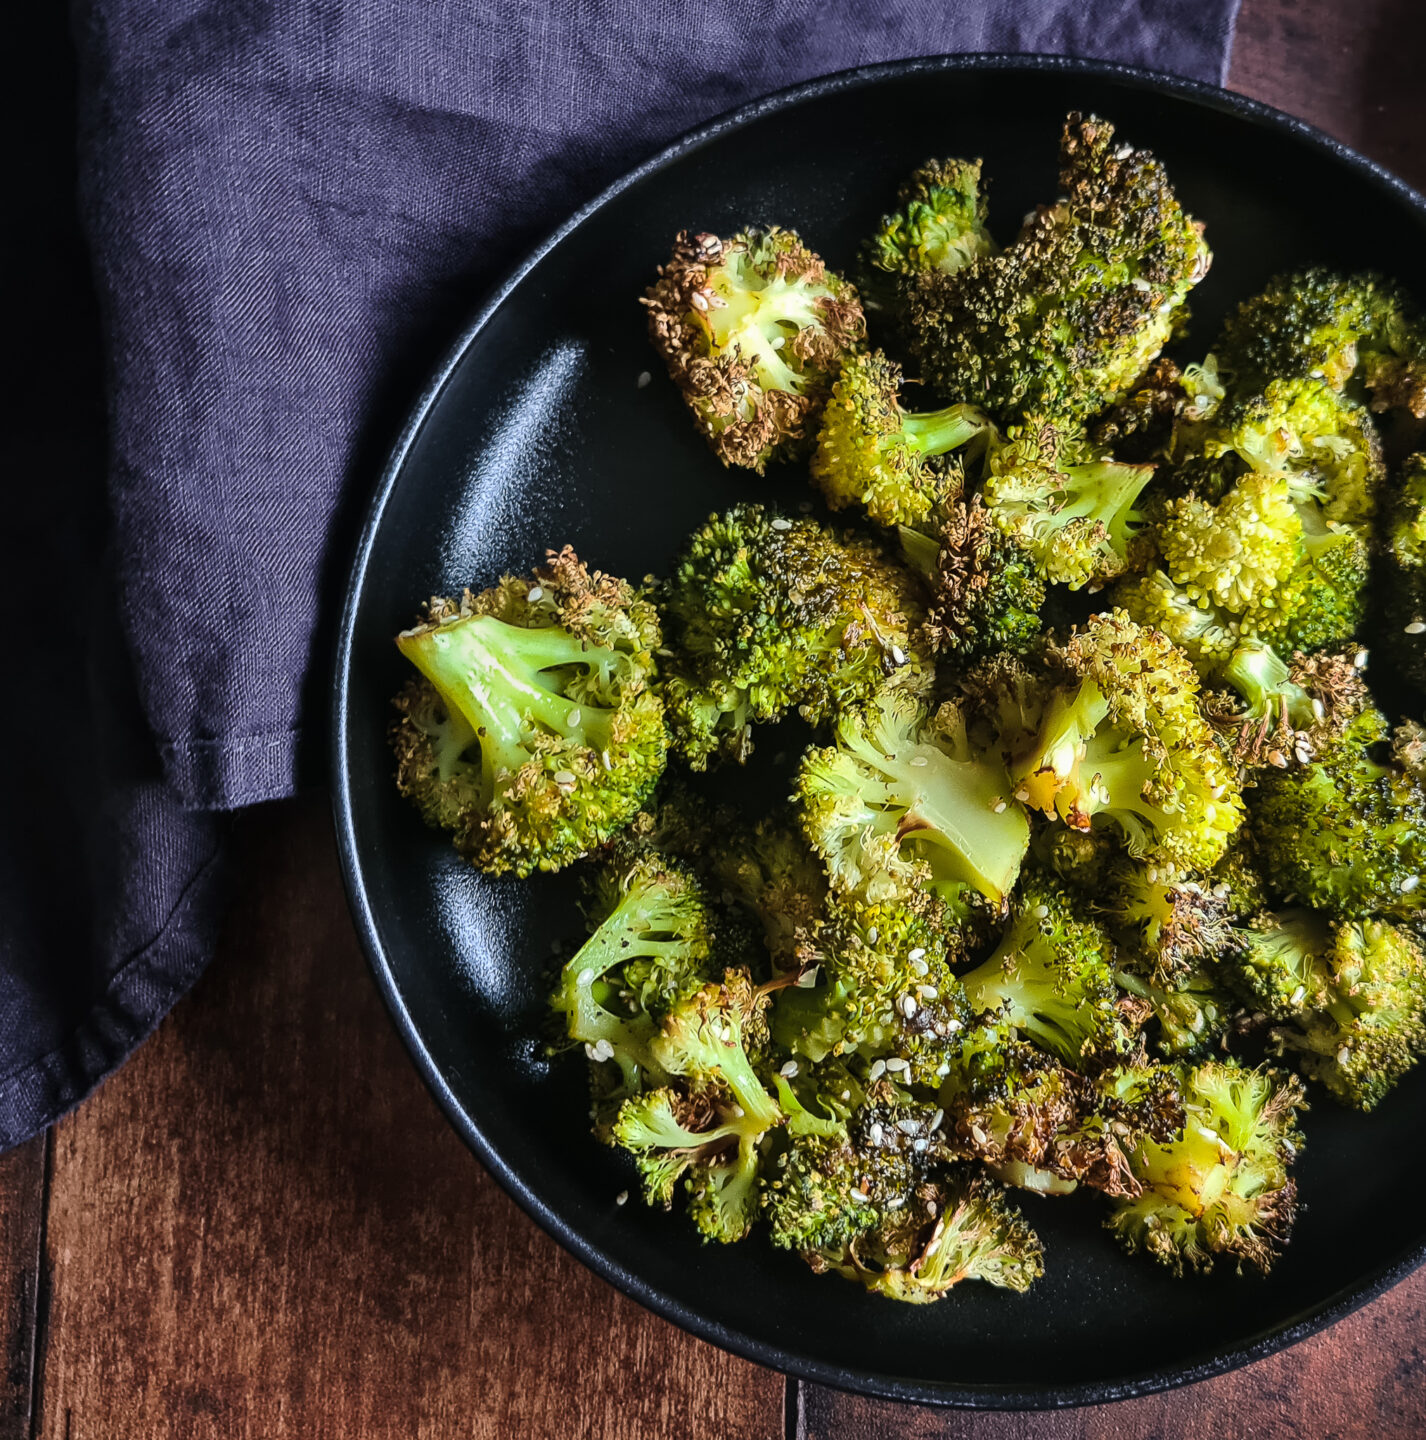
[811,349,997,527]
[392,547,666,875]
[796,688,1031,908]
[1107,1061,1307,1275]
[643,227,864,471]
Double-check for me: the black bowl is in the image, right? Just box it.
[332,55,1426,1409]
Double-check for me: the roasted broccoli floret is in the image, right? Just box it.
[979,418,1155,589]
[1156,469,1302,613]
[1197,378,1385,528]
[615,969,782,1242]
[861,158,997,312]
[1250,705,1426,921]
[1227,910,1426,1110]
[906,113,1209,425]
[1378,451,1426,693]
[643,227,865,471]
[1246,521,1369,656]
[771,892,975,1085]
[900,498,1046,662]
[941,1025,1183,1196]
[1090,356,1225,463]
[958,872,1133,1065]
[796,688,1031,908]
[1114,965,1236,1059]
[391,548,666,875]
[551,846,718,1107]
[707,811,829,969]
[658,505,925,768]
[1216,268,1426,419]
[1102,858,1240,988]
[1107,1060,1306,1275]
[811,349,996,527]
[770,1133,1043,1299]
[1006,611,1243,876]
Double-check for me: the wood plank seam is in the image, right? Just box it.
[26,1131,53,1440]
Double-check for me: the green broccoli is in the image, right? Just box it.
[860,157,997,317]
[906,113,1210,425]
[1107,1060,1306,1275]
[957,873,1133,1065]
[1006,611,1244,876]
[940,1024,1184,1196]
[391,547,666,876]
[1114,966,1236,1059]
[811,349,995,527]
[1377,451,1426,693]
[899,498,1046,663]
[616,969,783,1242]
[1216,268,1426,419]
[643,227,865,471]
[658,505,926,768]
[1102,857,1241,987]
[796,688,1031,909]
[770,1132,1044,1299]
[550,845,718,1107]
[1090,356,1225,463]
[979,418,1156,589]
[1250,704,1426,921]
[1226,910,1426,1110]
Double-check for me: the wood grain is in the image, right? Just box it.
[1229,0,1426,192]
[798,1265,1426,1439]
[34,802,784,1440]
[0,1138,45,1440]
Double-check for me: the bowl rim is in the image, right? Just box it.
[330,51,1426,1411]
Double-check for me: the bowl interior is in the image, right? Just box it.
[335,60,1426,1407]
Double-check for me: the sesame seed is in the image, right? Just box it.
[1402,876,1421,893]
[1033,904,1049,920]
[1131,277,1152,292]
[885,1057,909,1074]
[636,371,652,389]
[911,957,929,977]
[896,1118,921,1136]
[936,1062,951,1076]
[945,1019,962,1034]
[970,1125,988,1146]
[1407,622,1426,636]
[930,1108,944,1132]
[910,755,928,767]
[553,770,578,787]
[913,1138,928,1152]
[908,947,925,961]
[841,1090,851,1101]
[900,995,918,1018]
[886,1196,905,1210]
[1337,1046,1351,1065]
[615,1190,629,1205]
[1014,788,1030,803]
[527,586,544,602]
[918,985,938,1001]
[992,798,1008,813]
[601,750,613,772]
[869,1060,887,1081]
[891,645,907,665]
[1311,699,1326,721]
[869,1122,884,1144]
[867,926,879,944]
[566,708,581,727]
[577,967,595,987]
[770,517,793,531]
[780,1060,799,1078]
[1354,649,1369,669]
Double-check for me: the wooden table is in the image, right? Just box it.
[5,2,1424,1434]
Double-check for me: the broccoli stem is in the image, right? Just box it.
[399,614,616,794]
[845,731,1030,902]
[899,404,988,458]
[1222,641,1317,731]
